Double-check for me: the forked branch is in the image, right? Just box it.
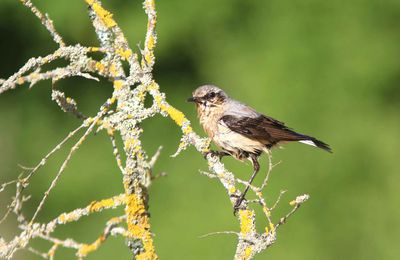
[0,1,309,259]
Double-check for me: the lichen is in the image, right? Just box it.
[239,209,254,235]
[95,61,105,73]
[117,48,133,60]
[125,193,158,260]
[113,80,124,91]
[0,1,309,259]
[85,0,117,28]
[244,246,253,260]
[77,236,105,257]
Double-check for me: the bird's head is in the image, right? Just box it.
[187,85,228,110]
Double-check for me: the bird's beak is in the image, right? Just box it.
[187,97,198,103]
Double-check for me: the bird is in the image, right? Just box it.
[187,84,331,213]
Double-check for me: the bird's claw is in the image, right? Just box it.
[233,196,245,216]
[203,150,223,160]
[233,205,240,216]
[202,151,211,159]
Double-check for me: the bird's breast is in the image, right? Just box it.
[199,114,217,138]
[197,106,222,138]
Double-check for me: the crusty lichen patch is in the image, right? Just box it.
[125,193,158,260]
[85,0,117,28]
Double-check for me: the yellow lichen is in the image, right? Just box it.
[146,34,155,52]
[117,48,132,60]
[136,152,144,160]
[89,46,101,52]
[109,63,118,76]
[178,141,186,149]
[244,246,253,260]
[154,95,163,107]
[57,213,77,224]
[89,196,120,213]
[182,126,193,135]
[57,195,125,224]
[57,214,66,223]
[163,106,192,132]
[17,77,25,85]
[151,89,192,133]
[239,209,254,235]
[124,193,158,260]
[85,117,95,125]
[113,80,124,91]
[124,138,140,151]
[30,72,39,80]
[125,194,147,233]
[77,235,106,257]
[201,139,212,153]
[144,53,154,65]
[106,96,116,107]
[100,120,114,136]
[95,61,105,73]
[145,0,155,9]
[85,0,117,28]
[137,91,146,102]
[269,222,275,234]
[262,206,271,217]
[107,128,114,136]
[108,216,123,224]
[146,82,159,91]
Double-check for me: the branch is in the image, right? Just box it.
[0,0,311,259]
[20,0,65,47]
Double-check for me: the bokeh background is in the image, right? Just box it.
[1,0,400,259]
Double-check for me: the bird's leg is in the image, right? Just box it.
[233,154,260,215]
[203,150,229,160]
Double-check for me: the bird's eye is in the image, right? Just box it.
[208,92,216,99]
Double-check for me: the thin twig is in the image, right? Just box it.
[276,194,310,229]
[37,234,81,250]
[20,0,65,47]
[0,180,17,193]
[149,146,163,168]
[47,243,58,260]
[24,124,85,182]
[0,125,84,224]
[26,247,48,259]
[30,118,99,223]
[270,190,287,211]
[260,151,281,190]
[199,170,218,179]
[108,133,125,174]
[51,90,87,120]
[0,1,312,259]
[199,231,239,239]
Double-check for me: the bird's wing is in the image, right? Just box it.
[220,114,302,146]
[224,100,286,125]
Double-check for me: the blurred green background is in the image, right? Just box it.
[1,0,400,259]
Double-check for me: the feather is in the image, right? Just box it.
[220,114,331,152]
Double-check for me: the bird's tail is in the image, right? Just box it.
[298,136,332,153]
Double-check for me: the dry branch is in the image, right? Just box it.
[0,1,310,259]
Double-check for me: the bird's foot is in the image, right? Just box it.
[203,150,226,160]
[233,195,245,216]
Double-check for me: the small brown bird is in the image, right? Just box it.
[188,85,331,213]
